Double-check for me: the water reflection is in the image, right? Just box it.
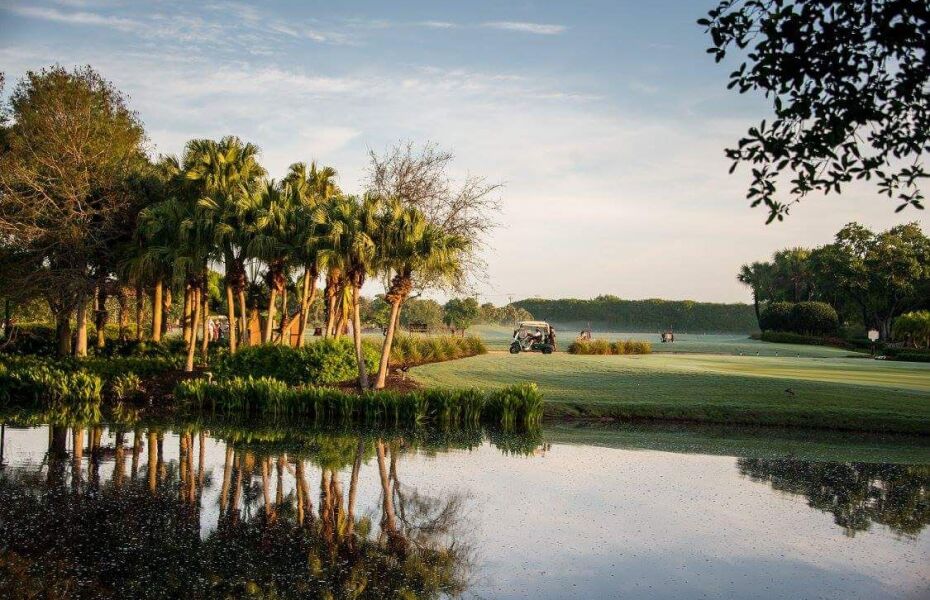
[0,422,928,599]
[738,458,930,537]
[0,425,483,599]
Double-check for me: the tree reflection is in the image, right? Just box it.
[737,458,930,537]
[0,425,473,598]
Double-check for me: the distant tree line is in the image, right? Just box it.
[738,223,930,339]
[512,296,757,333]
[365,297,531,333]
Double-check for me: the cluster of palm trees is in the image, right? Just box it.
[127,136,468,389]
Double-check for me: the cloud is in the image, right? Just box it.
[482,21,566,35]
[629,80,659,95]
[417,21,458,29]
[7,5,141,31]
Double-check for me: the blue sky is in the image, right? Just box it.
[1,0,925,303]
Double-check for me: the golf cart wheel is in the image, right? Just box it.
[509,342,521,354]
[542,345,553,355]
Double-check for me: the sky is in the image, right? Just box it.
[1,0,926,304]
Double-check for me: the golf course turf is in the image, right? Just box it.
[412,350,930,434]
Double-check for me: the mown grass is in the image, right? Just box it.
[412,352,930,434]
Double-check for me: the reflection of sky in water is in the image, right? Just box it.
[3,426,929,599]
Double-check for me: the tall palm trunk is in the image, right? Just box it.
[74,290,88,357]
[351,283,368,390]
[347,438,364,539]
[135,283,144,341]
[200,278,210,359]
[162,286,172,337]
[185,287,202,372]
[95,284,107,349]
[376,440,399,537]
[264,286,277,344]
[182,284,192,343]
[297,266,317,346]
[278,286,290,345]
[238,289,249,346]
[55,309,72,357]
[375,299,403,389]
[151,279,163,342]
[117,287,129,341]
[225,280,237,352]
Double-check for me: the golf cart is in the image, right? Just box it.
[510,321,555,354]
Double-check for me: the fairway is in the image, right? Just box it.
[412,351,930,434]
[467,324,859,357]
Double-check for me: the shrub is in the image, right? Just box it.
[0,356,103,414]
[790,302,839,335]
[568,338,651,355]
[109,372,144,401]
[759,301,794,332]
[216,339,378,386]
[387,335,485,367]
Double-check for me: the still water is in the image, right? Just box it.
[0,423,927,599]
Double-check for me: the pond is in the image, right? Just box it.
[0,421,928,599]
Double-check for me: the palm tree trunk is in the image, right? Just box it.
[200,284,210,359]
[74,290,88,357]
[297,267,317,346]
[278,286,290,345]
[95,284,107,349]
[220,444,233,516]
[225,281,237,353]
[55,309,72,357]
[352,285,368,389]
[375,298,403,389]
[238,289,249,346]
[151,279,163,342]
[182,284,192,343]
[117,287,129,341]
[162,285,172,337]
[135,283,144,341]
[263,286,277,344]
[185,287,202,372]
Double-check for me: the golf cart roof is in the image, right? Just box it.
[518,320,551,329]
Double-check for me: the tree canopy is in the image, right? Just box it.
[701,0,929,221]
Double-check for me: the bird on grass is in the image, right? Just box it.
[785,388,795,397]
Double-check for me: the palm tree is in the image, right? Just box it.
[373,200,469,389]
[185,137,266,353]
[284,162,340,345]
[246,180,298,344]
[737,261,773,329]
[319,194,382,389]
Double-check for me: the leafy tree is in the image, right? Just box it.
[891,310,930,349]
[701,0,929,221]
[443,297,480,334]
[0,66,146,356]
[822,222,930,339]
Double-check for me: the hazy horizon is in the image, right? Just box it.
[2,0,926,305]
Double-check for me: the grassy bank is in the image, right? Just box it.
[412,352,930,434]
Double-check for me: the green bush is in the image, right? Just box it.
[0,356,103,414]
[790,301,839,335]
[216,339,378,386]
[568,338,651,355]
[759,301,794,332]
[109,372,144,401]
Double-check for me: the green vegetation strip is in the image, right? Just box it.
[175,377,542,428]
[412,353,930,434]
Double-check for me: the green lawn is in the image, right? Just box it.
[467,324,858,357]
[412,351,930,434]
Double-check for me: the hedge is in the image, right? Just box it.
[567,339,652,355]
